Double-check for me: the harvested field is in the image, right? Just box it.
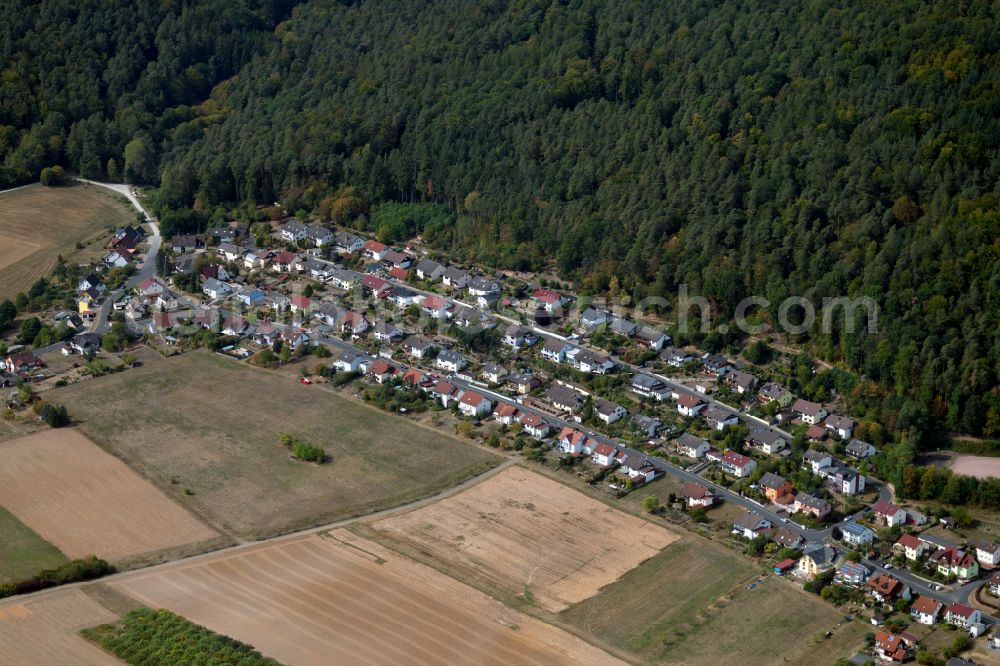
[0,505,67,583]
[370,466,678,612]
[950,455,1000,479]
[0,588,119,665]
[0,428,218,561]
[50,350,501,538]
[0,183,136,300]
[113,531,623,666]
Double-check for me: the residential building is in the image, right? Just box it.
[546,384,586,413]
[841,521,875,547]
[720,451,756,478]
[682,482,715,508]
[481,363,507,384]
[362,239,388,259]
[798,544,836,578]
[579,307,612,330]
[867,573,904,604]
[824,414,856,439]
[591,442,618,467]
[759,472,794,503]
[931,547,979,580]
[792,399,828,424]
[441,266,469,288]
[620,455,657,483]
[436,349,467,373]
[519,412,550,439]
[467,276,501,297]
[911,596,944,625]
[873,500,907,527]
[724,369,758,394]
[458,391,492,418]
[415,259,445,282]
[835,561,870,585]
[701,354,731,376]
[334,231,364,254]
[636,326,670,350]
[703,406,738,430]
[945,603,981,628]
[594,398,627,424]
[661,346,695,367]
[494,403,521,426]
[631,373,669,401]
[372,320,403,343]
[540,338,572,362]
[976,540,1000,567]
[677,394,706,417]
[531,288,570,312]
[745,428,788,455]
[874,632,917,663]
[677,433,710,458]
[557,427,591,455]
[793,492,832,519]
[732,510,772,539]
[758,382,793,407]
[895,534,931,561]
[803,449,832,474]
[631,414,664,438]
[402,335,436,359]
[501,325,537,349]
[845,439,877,460]
[507,372,540,395]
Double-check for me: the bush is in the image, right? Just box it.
[40,402,69,427]
[0,556,112,599]
[280,433,325,463]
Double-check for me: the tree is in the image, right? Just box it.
[106,158,119,181]
[642,496,660,514]
[123,137,152,183]
[18,317,41,345]
[40,403,69,427]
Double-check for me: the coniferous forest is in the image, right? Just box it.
[2,0,1000,451]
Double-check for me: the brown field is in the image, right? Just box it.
[950,455,1000,479]
[369,466,678,612]
[113,530,624,666]
[50,350,501,538]
[0,428,218,561]
[0,588,119,665]
[0,183,136,300]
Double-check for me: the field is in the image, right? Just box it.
[0,505,67,583]
[950,454,1000,479]
[0,428,219,562]
[0,183,136,300]
[0,588,120,665]
[112,530,624,665]
[560,537,867,665]
[50,350,502,538]
[369,466,678,612]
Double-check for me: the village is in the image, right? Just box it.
[3,211,1000,666]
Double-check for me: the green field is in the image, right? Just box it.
[560,536,867,665]
[50,349,502,538]
[0,505,67,583]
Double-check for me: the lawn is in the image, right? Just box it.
[560,537,868,665]
[0,504,67,583]
[50,349,502,538]
[0,182,136,300]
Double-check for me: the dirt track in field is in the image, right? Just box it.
[113,530,624,666]
[370,466,679,612]
[0,429,218,561]
[0,588,119,665]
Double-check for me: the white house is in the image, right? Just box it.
[594,398,627,424]
[540,338,572,362]
[202,277,231,300]
[682,482,716,508]
[519,412,550,439]
[873,500,907,528]
[677,433,709,458]
[677,394,706,417]
[802,449,832,474]
[457,390,491,418]
[909,596,941,624]
[975,540,1000,567]
[720,451,756,478]
[824,414,856,439]
[435,349,467,373]
[591,442,618,467]
[703,407,738,431]
[945,603,981,628]
[792,399,828,425]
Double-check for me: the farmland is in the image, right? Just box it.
[50,350,502,538]
[0,506,66,583]
[368,466,678,612]
[560,537,868,665]
[0,183,136,301]
[0,428,218,562]
[112,530,625,665]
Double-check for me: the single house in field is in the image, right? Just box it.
[792,399,828,424]
[911,596,943,625]
[720,451,756,478]
[677,433,710,459]
[732,510,772,539]
[840,521,875,547]
[677,394,706,417]
[457,390,491,418]
[682,482,716,508]
[594,398,627,424]
[759,472,794,503]
[798,544,836,578]
[620,455,657,483]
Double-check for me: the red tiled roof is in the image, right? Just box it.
[495,403,519,417]
[946,602,976,619]
[678,394,703,408]
[459,390,487,406]
[389,267,409,280]
[682,482,713,499]
[911,596,942,615]
[896,533,921,549]
[592,443,615,456]
[722,451,752,468]
[367,360,390,375]
[531,288,562,303]
[519,412,545,428]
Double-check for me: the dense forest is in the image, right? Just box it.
[3,0,1000,446]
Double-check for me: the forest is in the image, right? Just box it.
[2,0,1000,447]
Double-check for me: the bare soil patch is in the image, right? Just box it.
[950,455,1000,479]
[0,428,218,561]
[369,466,678,612]
[0,235,41,271]
[113,531,623,666]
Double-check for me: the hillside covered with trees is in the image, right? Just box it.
[3,0,1000,447]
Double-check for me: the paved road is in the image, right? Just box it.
[73,179,161,334]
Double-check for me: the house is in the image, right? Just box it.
[867,573,904,604]
[724,369,758,394]
[620,455,658,483]
[380,250,411,269]
[745,428,788,455]
[798,544,836,577]
[208,226,238,243]
[218,242,244,262]
[251,323,279,347]
[911,596,944,625]
[720,451,756,478]
[361,274,392,297]
[677,394,706,417]
[609,317,638,337]
[281,221,310,242]
[441,266,470,289]
[289,294,312,314]
[327,268,362,290]
[793,492,832,519]
[759,473,794,503]
[792,399,828,425]
[945,603,981,628]
[481,363,507,384]
[334,231,364,254]
[631,414,664,438]
[573,349,616,374]
[840,521,875,547]
[989,571,1000,596]
[931,547,979,580]
[594,398,627,424]
[389,285,423,306]
[388,266,410,281]
[68,332,102,356]
[845,439,877,460]
[540,338,572,362]
[701,354,731,376]
[895,534,931,561]
[824,466,866,496]
[874,632,917,663]
[421,294,452,318]
[703,407,738,430]
[636,327,670,350]
[802,449,833,474]
[835,561,870,585]
[546,384,586,413]
[631,373,669,401]
[340,311,368,336]
[507,372,540,395]
[494,403,521,426]
[771,527,804,549]
[682,482,716,508]
[452,305,492,329]
[171,234,203,253]
[579,307,612,330]
[501,325,537,349]
[661,346,695,367]
[758,381,793,407]
[333,349,369,373]
[363,239,388,259]
[304,224,335,247]
[557,427,591,455]
[975,540,1000,567]
[432,380,461,407]
[372,320,403,343]
[415,259,445,282]
[244,249,273,270]
[402,335,436,359]
[467,276,500,297]
[824,414,856,439]
[366,359,399,384]
[591,442,618,467]
[222,315,248,336]
[873,500,908,528]
[732,510,772,539]
[4,351,41,375]
[677,433,710,458]
[435,349,467,373]
[104,251,129,268]
[457,391,491,418]
[400,367,426,388]
[519,412,550,439]
[137,277,165,297]
[531,288,570,312]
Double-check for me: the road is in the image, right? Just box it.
[73,178,161,334]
